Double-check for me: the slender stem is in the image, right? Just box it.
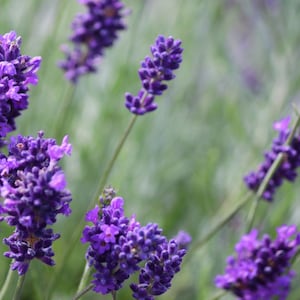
[112,291,117,300]
[290,248,300,268]
[246,112,300,231]
[13,274,26,300]
[208,290,226,300]
[91,114,138,207]
[0,267,14,300]
[52,84,76,138]
[184,191,252,264]
[72,284,94,300]
[76,262,91,294]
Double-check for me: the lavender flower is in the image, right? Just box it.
[0,132,72,274]
[215,225,300,300]
[244,116,300,201]
[0,31,41,145]
[81,188,188,297]
[173,230,192,249]
[59,0,128,83]
[125,35,183,115]
[130,240,186,300]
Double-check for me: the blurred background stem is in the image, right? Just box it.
[13,274,26,300]
[0,267,14,300]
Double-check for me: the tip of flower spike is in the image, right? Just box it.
[85,205,100,224]
[273,116,290,132]
[110,197,124,210]
[173,230,192,249]
[48,135,72,160]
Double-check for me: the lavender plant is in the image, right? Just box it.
[59,0,129,83]
[125,35,183,115]
[0,132,72,275]
[244,116,300,202]
[1,1,300,300]
[215,225,300,299]
[80,189,188,299]
[0,31,41,146]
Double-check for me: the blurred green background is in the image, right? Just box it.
[1,0,300,299]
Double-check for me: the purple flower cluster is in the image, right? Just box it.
[244,116,300,201]
[125,35,183,115]
[81,190,189,298]
[0,31,41,145]
[0,132,72,275]
[215,225,300,300]
[59,0,128,83]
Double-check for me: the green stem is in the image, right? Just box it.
[52,84,76,138]
[76,262,91,295]
[112,291,117,300]
[208,290,226,300]
[72,284,93,300]
[184,191,252,264]
[91,114,138,207]
[246,112,300,231]
[290,248,300,268]
[13,274,26,300]
[0,267,14,300]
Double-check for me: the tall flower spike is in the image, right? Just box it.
[125,35,183,115]
[0,132,72,275]
[215,225,300,300]
[0,31,41,145]
[81,188,188,296]
[59,0,129,83]
[244,116,300,201]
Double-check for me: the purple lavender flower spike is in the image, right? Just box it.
[59,0,129,83]
[215,225,300,300]
[125,35,184,115]
[244,116,300,201]
[81,187,188,296]
[0,132,72,275]
[173,230,192,249]
[0,31,42,145]
[130,240,186,300]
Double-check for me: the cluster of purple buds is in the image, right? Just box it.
[125,35,183,115]
[0,132,72,275]
[0,31,41,146]
[215,225,300,300]
[59,0,128,83]
[81,188,190,298]
[244,116,300,201]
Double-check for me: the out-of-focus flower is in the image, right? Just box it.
[59,0,128,83]
[125,35,183,115]
[244,116,300,201]
[0,31,41,145]
[0,132,72,274]
[215,225,300,300]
